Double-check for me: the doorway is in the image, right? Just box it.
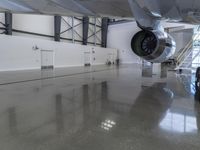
[107,53,115,65]
[41,50,54,69]
[84,52,91,66]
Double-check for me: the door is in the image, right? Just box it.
[41,50,54,69]
[107,53,114,64]
[84,52,91,66]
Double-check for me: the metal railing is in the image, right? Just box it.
[176,33,200,70]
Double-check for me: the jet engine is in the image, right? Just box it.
[131,30,176,63]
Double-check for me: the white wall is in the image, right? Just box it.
[0,34,117,72]
[107,21,141,64]
[13,14,54,38]
[0,13,116,72]
[107,21,195,64]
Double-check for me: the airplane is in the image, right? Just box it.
[0,0,200,63]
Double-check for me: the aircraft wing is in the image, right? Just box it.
[0,0,133,17]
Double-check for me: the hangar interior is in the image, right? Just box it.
[0,6,200,150]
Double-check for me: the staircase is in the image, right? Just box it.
[191,48,200,69]
[175,32,200,72]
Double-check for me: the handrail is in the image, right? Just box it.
[176,50,193,69]
[177,37,193,61]
[177,40,193,60]
[176,33,200,65]
[177,44,192,62]
[178,49,192,64]
[177,33,200,60]
[186,47,200,68]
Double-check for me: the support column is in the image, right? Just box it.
[5,12,12,35]
[54,15,61,42]
[82,16,89,45]
[101,17,109,48]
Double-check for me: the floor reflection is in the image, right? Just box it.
[8,107,18,135]
[142,62,168,78]
[101,119,116,131]
[130,83,173,129]
[160,64,168,78]
[195,79,200,102]
[1,65,200,150]
[142,61,153,77]
[82,84,90,125]
[195,102,200,130]
[178,74,196,95]
[101,81,108,100]
[55,94,64,134]
[160,110,198,133]
[4,81,200,138]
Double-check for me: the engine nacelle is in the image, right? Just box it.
[131,30,176,63]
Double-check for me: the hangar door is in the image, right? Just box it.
[41,50,54,69]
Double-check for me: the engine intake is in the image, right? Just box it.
[131,30,176,63]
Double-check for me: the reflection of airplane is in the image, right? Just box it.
[1,0,200,62]
[102,81,174,130]
[130,83,173,129]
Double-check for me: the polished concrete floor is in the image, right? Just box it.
[0,65,199,150]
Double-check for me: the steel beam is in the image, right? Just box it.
[82,16,89,45]
[108,19,133,25]
[101,17,109,48]
[61,17,82,41]
[72,17,75,43]
[94,18,97,46]
[54,15,61,42]
[5,12,12,35]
